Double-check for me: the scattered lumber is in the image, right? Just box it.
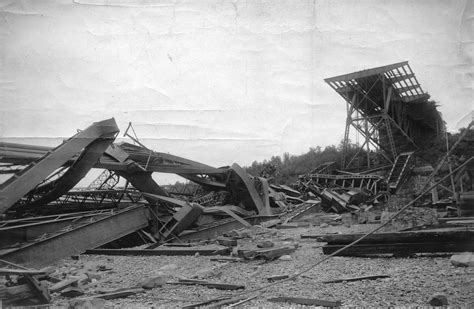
[314,227,474,244]
[315,228,474,244]
[323,241,474,256]
[268,296,341,307]
[238,246,296,260]
[49,277,84,293]
[322,274,390,283]
[1,267,51,305]
[209,257,243,263]
[314,227,474,256]
[170,278,245,290]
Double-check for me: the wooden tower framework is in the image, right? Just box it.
[325,61,442,169]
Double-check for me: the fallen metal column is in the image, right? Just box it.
[0,205,150,268]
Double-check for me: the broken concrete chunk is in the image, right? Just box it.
[428,293,448,306]
[257,240,274,248]
[140,276,166,289]
[450,252,474,267]
[61,286,85,298]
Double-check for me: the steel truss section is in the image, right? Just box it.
[0,118,119,214]
[298,173,385,195]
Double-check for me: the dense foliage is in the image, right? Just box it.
[245,125,473,185]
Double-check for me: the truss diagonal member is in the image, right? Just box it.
[0,119,119,215]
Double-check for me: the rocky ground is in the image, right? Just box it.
[48,223,474,308]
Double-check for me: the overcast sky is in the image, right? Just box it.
[0,0,472,170]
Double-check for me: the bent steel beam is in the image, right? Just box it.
[0,204,150,268]
[25,136,117,208]
[0,118,119,214]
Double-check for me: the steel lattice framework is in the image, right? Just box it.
[325,61,444,169]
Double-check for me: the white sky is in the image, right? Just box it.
[0,0,472,172]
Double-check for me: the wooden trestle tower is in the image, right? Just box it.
[325,61,444,169]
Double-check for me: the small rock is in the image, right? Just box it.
[140,276,166,289]
[320,223,329,228]
[257,240,274,248]
[68,298,105,309]
[239,230,252,238]
[86,272,101,281]
[428,293,448,306]
[278,255,292,261]
[61,286,85,298]
[450,252,474,267]
[97,265,112,271]
[159,264,178,271]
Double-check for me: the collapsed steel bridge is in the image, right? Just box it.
[0,118,280,267]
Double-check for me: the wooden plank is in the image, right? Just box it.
[322,241,474,256]
[220,207,252,228]
[255,246,295,259]
[439,216,474,222]
[88,288,144,300]
[323,274,390,283]
[50,278,80,293]
[85,247,231,256]
[0,268,46,276]
[5,284,35,303]
[269,296,341,307]
[310,229,474,245]
[25,274,51,304]
[171,279,244,290]
[267,274,289,282]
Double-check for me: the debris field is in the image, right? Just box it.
[0,62,473,307]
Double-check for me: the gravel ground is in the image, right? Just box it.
[49,224,474,308]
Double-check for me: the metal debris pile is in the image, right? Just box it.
[0,62,472,306]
